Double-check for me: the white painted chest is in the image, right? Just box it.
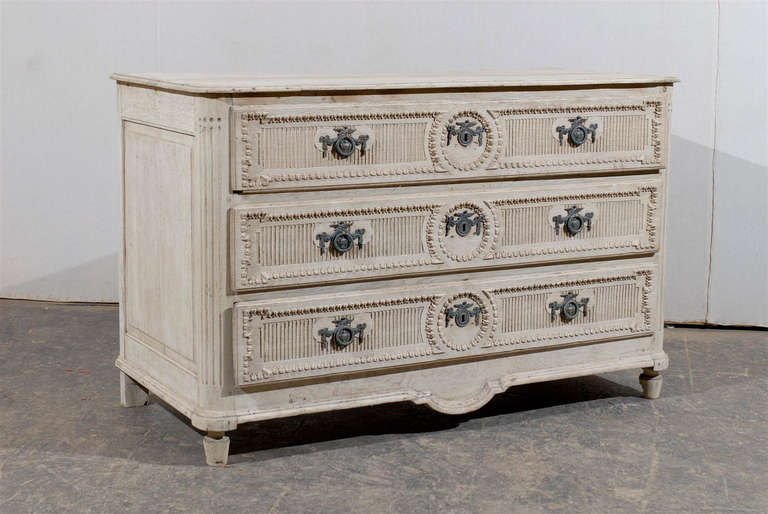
[112,72,676,465]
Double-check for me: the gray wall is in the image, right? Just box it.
[1,1,766,326]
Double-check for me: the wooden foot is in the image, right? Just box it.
[203,431,230,466]
[639,368,663,399]
[120,371,149,407]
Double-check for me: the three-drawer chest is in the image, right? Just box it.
[112,71,677,465]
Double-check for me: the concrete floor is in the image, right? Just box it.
[0,299,766,513]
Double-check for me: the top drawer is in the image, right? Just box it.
[232,90,668,192]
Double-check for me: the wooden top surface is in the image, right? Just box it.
[110,71,679,94]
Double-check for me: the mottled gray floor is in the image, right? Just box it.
[0,299,766,513]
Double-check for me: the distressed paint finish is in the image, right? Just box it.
[113,72,675,465]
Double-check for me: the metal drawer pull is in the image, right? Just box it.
[445,301,483,328]
[556,116,598,146]
[553,206,593,235]
[445,211,484,237]
[549,292,589,322]
[447,120,484,147]
[318,318,366,350]
[319,126,369,158]
[316,221,365,255]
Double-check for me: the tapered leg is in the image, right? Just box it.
[639,367,663,399]
[120,371,149,407]
[203,431,230,466]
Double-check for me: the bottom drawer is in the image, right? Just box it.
[234,262,659,386]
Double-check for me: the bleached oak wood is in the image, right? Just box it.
[203,432,230,467]
[231,176,662,290]
[119,371,148,407]
[111,71,678,94]
[229,92,667,192]
[114,72,674,465]
[639,367,663,399]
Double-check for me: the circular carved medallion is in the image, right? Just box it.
[429,110,501,172]
[427,292,496,351]
[428,202,496,263]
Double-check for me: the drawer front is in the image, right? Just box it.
[232,92,666,192]
[232,178,661,290]
[234,263,659,386]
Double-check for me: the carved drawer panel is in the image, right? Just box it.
[231,93,666,192]
[231,177,661,290]
[234,263,658,386]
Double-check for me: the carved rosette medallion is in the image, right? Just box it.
[426,292,497,351]
[429,110,501,172]
[428,202,496,263]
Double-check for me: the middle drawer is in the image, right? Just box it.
[231,176,661,291]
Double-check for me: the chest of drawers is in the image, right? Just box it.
[112,72,676,466]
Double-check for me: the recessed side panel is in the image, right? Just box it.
[123,122,196,371]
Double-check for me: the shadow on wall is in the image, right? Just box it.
[0,253,118,303]
[705,142,768,327]
[666,134,768,327]
[664,135,715,323]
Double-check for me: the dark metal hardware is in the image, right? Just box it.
[319,126,369,158]
[549,292,589,322]
[318,317,366,350]
[316,221,365,255]
[445,301,483,328]
[556,116,598,146]
[445,211,484,237]
[447,120,485,147]
[553,206,593,236]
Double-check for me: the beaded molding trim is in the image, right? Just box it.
[251,258,434,285]
[498,152,649,169]
[493,322,639,347]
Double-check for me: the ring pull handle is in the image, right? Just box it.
[316,221,365,255]
[556,116,598,146]
[549,292,589,322]
[318,318,366,350]
[553,206,593,236]
[319,126,369,158]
